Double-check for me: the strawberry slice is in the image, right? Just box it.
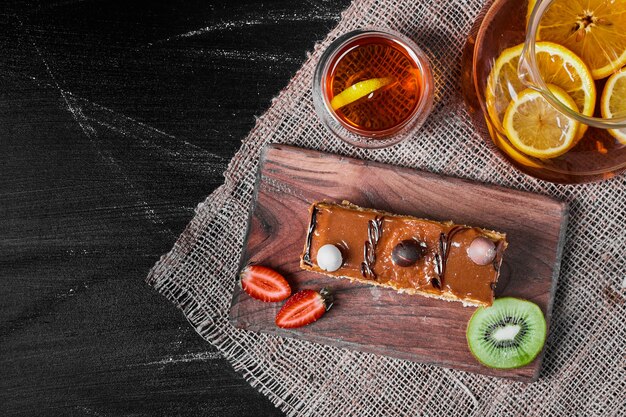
[275,288,333,329]
[240,265,291,302]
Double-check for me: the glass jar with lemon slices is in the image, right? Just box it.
[464,0,626,183]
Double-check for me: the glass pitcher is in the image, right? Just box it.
[462,0,626,183]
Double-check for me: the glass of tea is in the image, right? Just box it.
[313,28,434,148]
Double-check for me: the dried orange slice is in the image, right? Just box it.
[600,67,626,144]
[528,0,626,80]
[503,85,580,159]
[330,77,394,110]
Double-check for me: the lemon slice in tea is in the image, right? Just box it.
[601,67,626,144]
[330,77,394,110]
[503,85,579,159]
[528,0,626,80]
[486,42,595,135]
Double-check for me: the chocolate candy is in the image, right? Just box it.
[317,244,343,272]
[391,239,425,267]
[467,236,496,266]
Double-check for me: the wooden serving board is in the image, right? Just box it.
[230,144,568,382]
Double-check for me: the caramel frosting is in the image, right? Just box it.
[300,201,507,306]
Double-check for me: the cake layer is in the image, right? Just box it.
[300,201,508,306]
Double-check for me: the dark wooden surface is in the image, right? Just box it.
[0,1,351,416]
[231,144,568,382]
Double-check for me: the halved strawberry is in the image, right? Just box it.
[275,288,333,329]
[240,265,291,302]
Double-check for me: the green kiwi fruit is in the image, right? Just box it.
[466,297,547,369]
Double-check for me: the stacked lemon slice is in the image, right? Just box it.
[487,42,595,158]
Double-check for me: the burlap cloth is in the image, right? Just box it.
[146,0,626,415]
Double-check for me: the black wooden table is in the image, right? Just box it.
[1,1,350,415]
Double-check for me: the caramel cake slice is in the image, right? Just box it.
[300,201,508,307]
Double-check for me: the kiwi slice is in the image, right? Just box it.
[466,297,547,369]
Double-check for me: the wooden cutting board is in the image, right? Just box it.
[230,144,568,382]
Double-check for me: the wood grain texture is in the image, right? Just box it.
[1,0,350,415]
[231,144,568,382]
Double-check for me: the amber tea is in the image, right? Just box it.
[313,29,434,148]
[326,36,425,133]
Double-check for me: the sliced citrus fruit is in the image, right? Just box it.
[330,77,394,110]
[487,117,543,168]
[601,66,626,144]
[503,85,580,158]
[486,42,595,137]
[528,0,626,80]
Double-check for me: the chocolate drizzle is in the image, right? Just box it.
[432,226,469,290]
[492,239,506,273]
[360,216,384,280]
[302,206,318,266]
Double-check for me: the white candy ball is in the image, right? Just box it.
[317,244,343,272]
[467,236,496,266]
